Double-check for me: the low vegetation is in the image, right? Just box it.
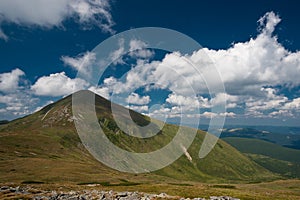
[0,90,299,199]
[224,137,300,178]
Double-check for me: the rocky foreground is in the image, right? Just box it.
[0,186,240,200]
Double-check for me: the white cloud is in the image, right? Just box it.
[189,12,300,96]
[258,11,281,36]
[129,39,147,51]
[103,76,118,86]
[3,11,298,123]
[106,52,200,96]
[0,68,95,119]
[210,93,239,108]
[61,51,96,76]
[88,86,110,99]
[269,110,293,118]
[201,111,236,118]
[201,111,217,118]
[69,0,114,33]
[148,105,180,119]
[31,72,89,96]
[2,92,34,116]
[129,39,154,59]
[0,0,114,40]
[283,97,300,110]
[166,93,199,107]
[106,60,158,95]
[0,69,39,119]
[108,39,154,65]
[245,87,288,115]
[0,95,13,104]
[219,112,236,117]
[0,68,25,93]
[98,11,300,120]
[127,105,149,112]
[165,93,211,111]
[109,39,126,65]
[126,93,150,105]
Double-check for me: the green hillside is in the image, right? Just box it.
[223,137,300,178]
[223,137,300,163]
[0,90,276,185]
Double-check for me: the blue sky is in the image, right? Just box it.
[0,0,300,126]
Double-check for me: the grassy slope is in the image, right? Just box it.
[223,137,300,178]
[0,91,276,185]
[223,137,300,163]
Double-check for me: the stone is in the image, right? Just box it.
[116,191,128,197]
[0,185,241,200]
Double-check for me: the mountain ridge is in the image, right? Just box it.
[0,90,277,184]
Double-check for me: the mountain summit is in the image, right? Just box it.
[0,90,275,184]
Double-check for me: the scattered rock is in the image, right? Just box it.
[0,185,240,200]
[0,186,9,191]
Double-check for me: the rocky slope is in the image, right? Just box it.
[0,185,240,200]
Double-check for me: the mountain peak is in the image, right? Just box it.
[0,90,277,184]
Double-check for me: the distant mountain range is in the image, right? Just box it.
[196,125,300,150]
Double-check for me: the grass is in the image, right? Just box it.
[211,184,236,189]
[246,153,300,178]
[1,90,298,198]
[223,137,300,178]
[0,91,277,184]
[223,137,300,163]
[77,179,141,186]
[1,180,300,200]
[21,180,44,184]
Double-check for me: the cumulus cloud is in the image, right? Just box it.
[0,95,13,104]
[188,12,300,96]
[103,52,200,96]
[153,92,237,117]
[201,111,236,118]
[0,68,39,119]
[108,39,154,65]
[129,39,154,59]
[31,72,89,96]
[109,39,126,65]
[96,11,300,120]
[0,68,93,119]
[0,0,115,40]
[88,86,110,99]
[61,51,96,76]
[166,93,198,107]
[258,11,281,36]
[210,93,239,108]
[127,105,149,112]
[0,93,36,116]
[149,106,181,119]
[269,110,293,118]
[2,11,300,123]
[283,97,300,110]
[126,93,150,105]
[246,88,288,112]
[0,68,25,93]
